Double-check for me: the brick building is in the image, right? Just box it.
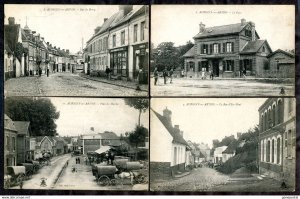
[183,19,274,78]
[150,108,189,177]
[258,98,295,187]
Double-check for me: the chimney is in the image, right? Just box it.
[8,17,15,25]
[250,22,256,41]
[90,127,94,131]
[199,22,205,33]
[104,18,108,22]
[241,18,246,26]
[163,107,172,126]
[119,5,133,16]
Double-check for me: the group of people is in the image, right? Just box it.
[153,67,174,85]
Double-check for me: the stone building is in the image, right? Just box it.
[150,108,189,177]
[258,98,296,187]
[4,115,18,170]
[183,19,273,78]
[85,5,149,82]
[14,121,31,164]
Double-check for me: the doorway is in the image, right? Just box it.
[212,59,219,77]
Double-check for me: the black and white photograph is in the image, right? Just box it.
[4,4,149,97]
[4,97,149,190]
[150,5,295,96]
[150,98,296,192]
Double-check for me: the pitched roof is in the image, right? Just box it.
[151,109,188,146]
[4,24,21,52]
[99,131,121,146]
[14,121,30,135]
[194,22,259,39]
[240,40,268,54]
[182,46,195,57]
[4,114,17,132]
[222,140,239,154]
[267,49,295,58]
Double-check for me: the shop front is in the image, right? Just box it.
[110,46,128,77]
[132,43,149,83]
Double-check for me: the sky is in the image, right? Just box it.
[49,98,149,137]
[4,4,121,53]
[151,98,267,148]
[151,5,295,51]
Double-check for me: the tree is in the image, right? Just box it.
[128,125,148,148]
[178,40,194,68]
[153,42,180,71]
[124,98,149,126]
[5,97,60,136]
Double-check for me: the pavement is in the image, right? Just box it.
[4,72,148,97]
[150,77,295,96]
[80,73,148,92]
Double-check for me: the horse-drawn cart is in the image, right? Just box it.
[4,166,26,188]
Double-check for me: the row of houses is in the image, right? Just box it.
[150,107,213,177]
[4,114,71,171]
[84,5,149,83]
[183,19,295,78]
[4,17,83,81]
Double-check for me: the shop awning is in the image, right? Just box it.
[95,146,111,154]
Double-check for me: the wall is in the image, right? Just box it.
[150,110,173,163]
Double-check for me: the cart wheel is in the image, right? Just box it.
[110,179,121,186]
[135,174,145,184]
[98,176,110,186]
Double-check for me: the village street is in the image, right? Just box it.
[150,167,291,192]
[4,72,147,97]
[150,77,294,96]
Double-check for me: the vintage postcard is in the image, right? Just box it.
[150,5,295,96]
[4,97,149,190]
[150,98,296,192]
[4,4,149,97]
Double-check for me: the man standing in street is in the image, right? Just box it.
[47,65,49,77]
[169,68,174,83]
[163,67,168,85]
[154,67,159,85]
[105,66,110,80]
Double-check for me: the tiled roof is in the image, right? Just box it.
[151,109,188,146]
[4,24,20,52]
[222,140,239,154]
[14,121,30,135]
[267,49,295,58]
[240,40,266,54]
[182,46,195,57]
[4,114,17,132]
[194,22,255,39]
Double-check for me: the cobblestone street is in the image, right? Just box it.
[150,77,294,96]
[150,167,229,191]
[4,72,148,97]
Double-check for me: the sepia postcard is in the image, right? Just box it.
[4,97,149,190]
[150,5,295,97]
[4,4,149,97]
[150,98,296,192]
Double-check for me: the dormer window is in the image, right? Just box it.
[262,46,265,52]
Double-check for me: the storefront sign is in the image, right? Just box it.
[110,47,127,53]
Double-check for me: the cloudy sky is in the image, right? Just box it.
[152,5,295,51]
[50,98,149,137]
[4,4,121,53]
[151,98,267,148]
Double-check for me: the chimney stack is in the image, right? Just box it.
[163,107,172,126]
[250,22,256,41]
[241,18,246,26]
[119,5,133,16]
[104,18,108,22]
[8,17,15,25]
[199,22,205,33]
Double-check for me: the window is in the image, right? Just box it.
[213,44,219,54]
[271,139,274,163]
[224,60,234,71]
[226,43,232,53]
[287,130,292,157]
[112,35,116,48]
[6,136,9,150]
[277,138,281,164]
[12,137,15,151]
[266,140,270,162]
[262,46,265,52]
[288,99,293,113]
[203,44,208,54]
[121,31,125,45]
[140,21,145,41]
[245,29,252,37]
[134,24,138,42]
[261,140,264,161]
[99,39,102,51]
